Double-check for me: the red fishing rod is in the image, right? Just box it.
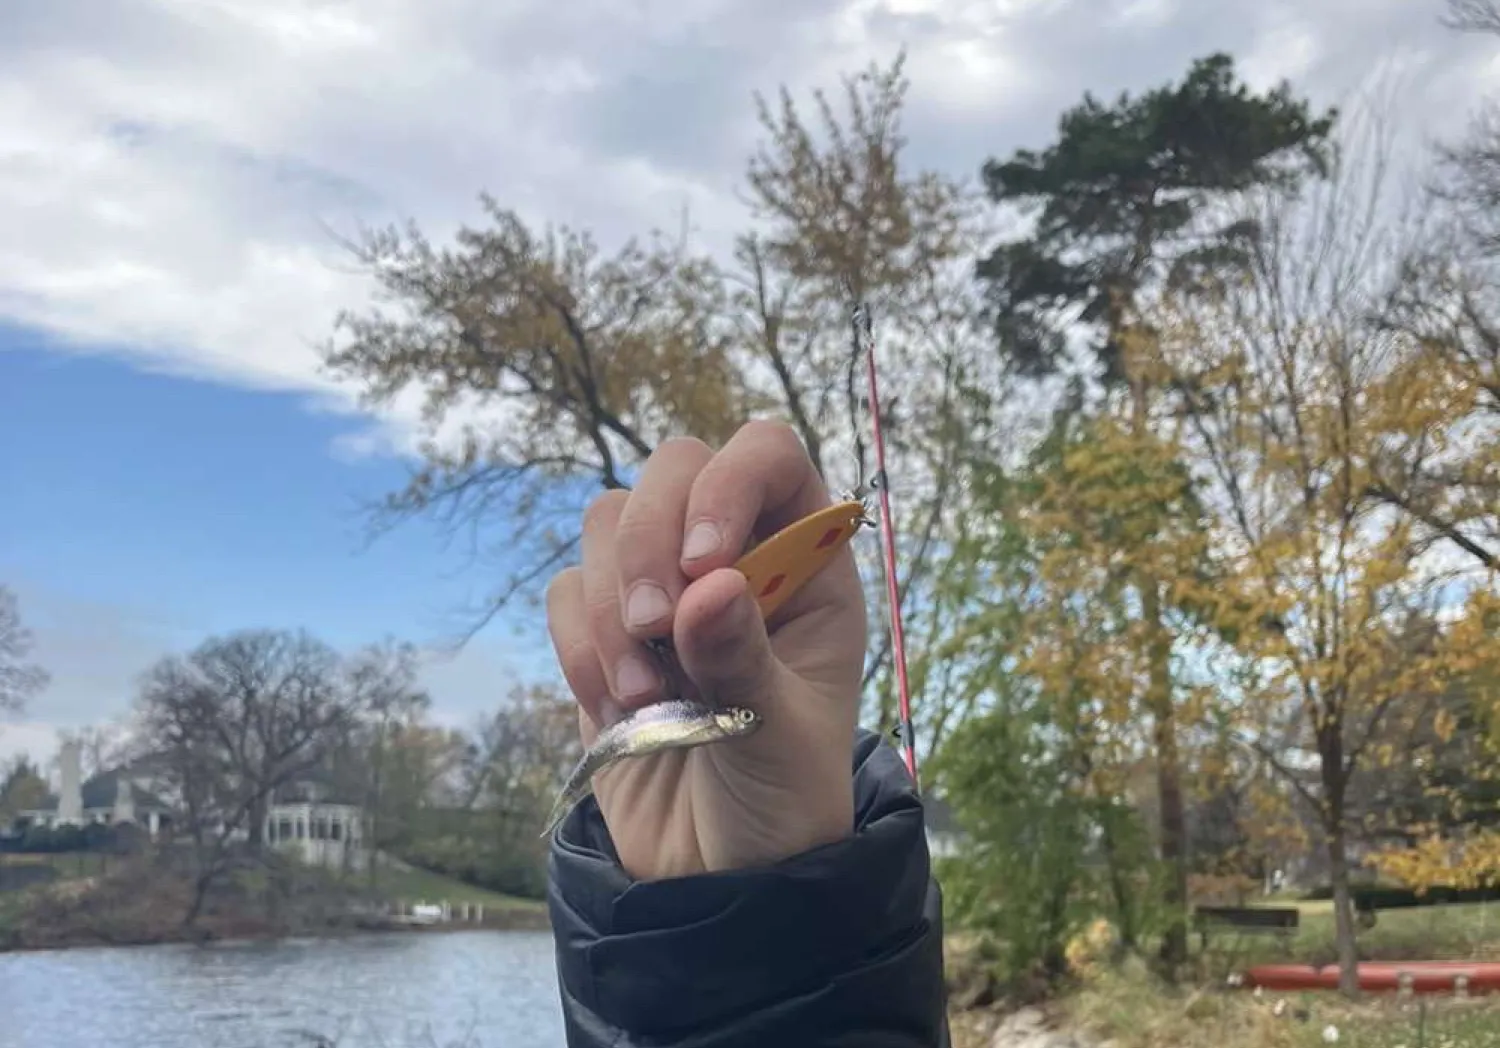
[851,299,919,790]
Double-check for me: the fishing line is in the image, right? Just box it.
[850,298,920,790]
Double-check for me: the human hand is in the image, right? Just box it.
[544,420,868,881]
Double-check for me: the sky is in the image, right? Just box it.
[2,0,1497,768]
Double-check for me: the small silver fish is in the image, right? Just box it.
[540,699,762,838]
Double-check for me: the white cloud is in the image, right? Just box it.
[0,1,749,420]
[1,0,1492,457]
[1108,0,1179,30]
[1238,14,1322,92]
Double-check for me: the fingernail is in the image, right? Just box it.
[615,654,659,699]
[683,521,721,560]
[625,582,672,628]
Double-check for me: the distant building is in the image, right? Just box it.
[12,739,368,872]
[263,772,368,871]
[16,741,174,837]
[923,794,965,859]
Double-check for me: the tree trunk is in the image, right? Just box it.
[366,809,382,891]
[1144,577,1189,970]
[1098,807,1139,950]
[1327,822,1360,995]
[183,867,215,928]
[1129,365,1189,971]
[246,796,267,851]
[1319,761,1361,996]
[1042,876,1074,979]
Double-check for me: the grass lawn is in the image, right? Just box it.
[365,864,546,913]
[947,897,1500,1048]
[1061,959,1500,1048]
[0,852,111,879]
[1192,899,1500,978]
[1299,998,1500,1047]
[2,850,545,920]
[1177,901,1500,1047]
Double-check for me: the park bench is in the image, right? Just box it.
[1192,905,1300,950]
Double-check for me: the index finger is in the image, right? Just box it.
[679,419,830,577]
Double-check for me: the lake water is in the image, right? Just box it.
[0,930,566,1048]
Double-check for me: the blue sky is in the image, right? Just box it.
[0,329,554,763]
[1,330,506,645]
[1,0,1495,767]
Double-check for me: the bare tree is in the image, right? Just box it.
[321,57,999,752]
[324,639,458,885]
[0,585,49,717]
[736,54,1002,736]
[1372,20,1500,569]
[382,682,583,896]
[135,629,383,924]
[53,723,130,781]
[459,682,581,817]
[1443,0,1500,34]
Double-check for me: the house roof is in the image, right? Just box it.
[21,768,171,815]
[21,757,359,814]
[81,770,170,812]
[269,776,362,806]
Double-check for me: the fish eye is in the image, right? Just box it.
[736,708,756,724]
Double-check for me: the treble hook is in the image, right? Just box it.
[830,442,874,526]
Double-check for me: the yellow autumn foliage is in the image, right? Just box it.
[1368,831,1500,893]
[1065,917,1121,981]
[1139,220,1500,983]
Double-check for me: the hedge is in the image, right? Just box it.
[1301,883,1500,909]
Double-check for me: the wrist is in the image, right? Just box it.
[707,779,856,874]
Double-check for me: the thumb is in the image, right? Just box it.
[674,567,782,714]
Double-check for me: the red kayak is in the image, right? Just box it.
[1246,961,1500,994]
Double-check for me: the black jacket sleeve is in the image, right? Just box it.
[545,728,951,1048]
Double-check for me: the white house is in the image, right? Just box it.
[16,740,368,872]
[17,741,174,837]
[262,774,368,871]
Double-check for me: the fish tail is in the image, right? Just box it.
[539,749,604,838]
[540,781,588,839]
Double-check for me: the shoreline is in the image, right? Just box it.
[0,905,553,956]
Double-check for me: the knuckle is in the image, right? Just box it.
[582,489,628,531]
[584,588,621,636]
[739,417,801,452]
[655,435,712,460]
[557,637,599,687]
[612,519,658,570]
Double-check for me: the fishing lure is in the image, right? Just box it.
[734,497,875,619]
[540,700,762,837]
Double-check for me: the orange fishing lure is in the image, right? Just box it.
[733,499,872,619]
